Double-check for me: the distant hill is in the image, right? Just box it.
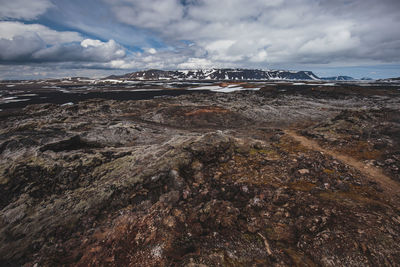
[320,76,355,81]
[108,69,320,81]
[377,77,400,82]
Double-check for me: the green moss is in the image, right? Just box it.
[264,224,292,241]
[249,148,281,161]
[323,168,334,174]
[318,188,385,206]
[338,140,383,160]
[242,233,264,246]
[274,136,309,153]
[289,181,316,192]
[0,175,9,185]
[92,155,142,184]
[249,148,268,155]
[234,146,250,154]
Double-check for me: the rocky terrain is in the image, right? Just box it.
[0,83,400,266]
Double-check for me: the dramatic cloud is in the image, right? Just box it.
[0,34,45,61]
[31,39,126,63]
[0,0,399,78]
[107,0,400,68]
[0,21,82,44]
[0,0,53,20]
[105,0,184,30]
[86,41,214,71]
[0,22,126,63]
[0,64,127,80]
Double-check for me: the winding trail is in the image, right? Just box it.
[284,130,400,199]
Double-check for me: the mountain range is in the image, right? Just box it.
[105,69,379,82]
[108,69,320,81]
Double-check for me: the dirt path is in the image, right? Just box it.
[285,130,400,198]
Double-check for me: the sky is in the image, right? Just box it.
[0,0,399,80]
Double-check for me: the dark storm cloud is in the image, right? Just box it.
[32,40,126,63]
[0,22,126,64]
[0,34,45,62]
[0,36,126,63]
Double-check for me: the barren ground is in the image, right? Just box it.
[0,83,400,266]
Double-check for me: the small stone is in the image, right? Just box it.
[169,169,185,190]
[200,189,209,195]
[241,185,249,193]
[270,134,281,142]
[298,169,310,174]
[2,204,27,224]
[336,182,350,192]
[173,209,186,222]
[376,161,385,167]
[151,245,163,259]
[159,190,180,205]
[191,160,203,171]
[390,165,399,171]
[253,142,264,149]
[163,216,176,228]
[214,171,222,179]
[247,224,258,233]
[218,155,230,163]
[169,169,179,179]
[385,159,396,165]
[193,172,204,183]
[183,189,190,199]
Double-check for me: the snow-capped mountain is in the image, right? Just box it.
[320,76,355,81]
[110,69,320,81]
